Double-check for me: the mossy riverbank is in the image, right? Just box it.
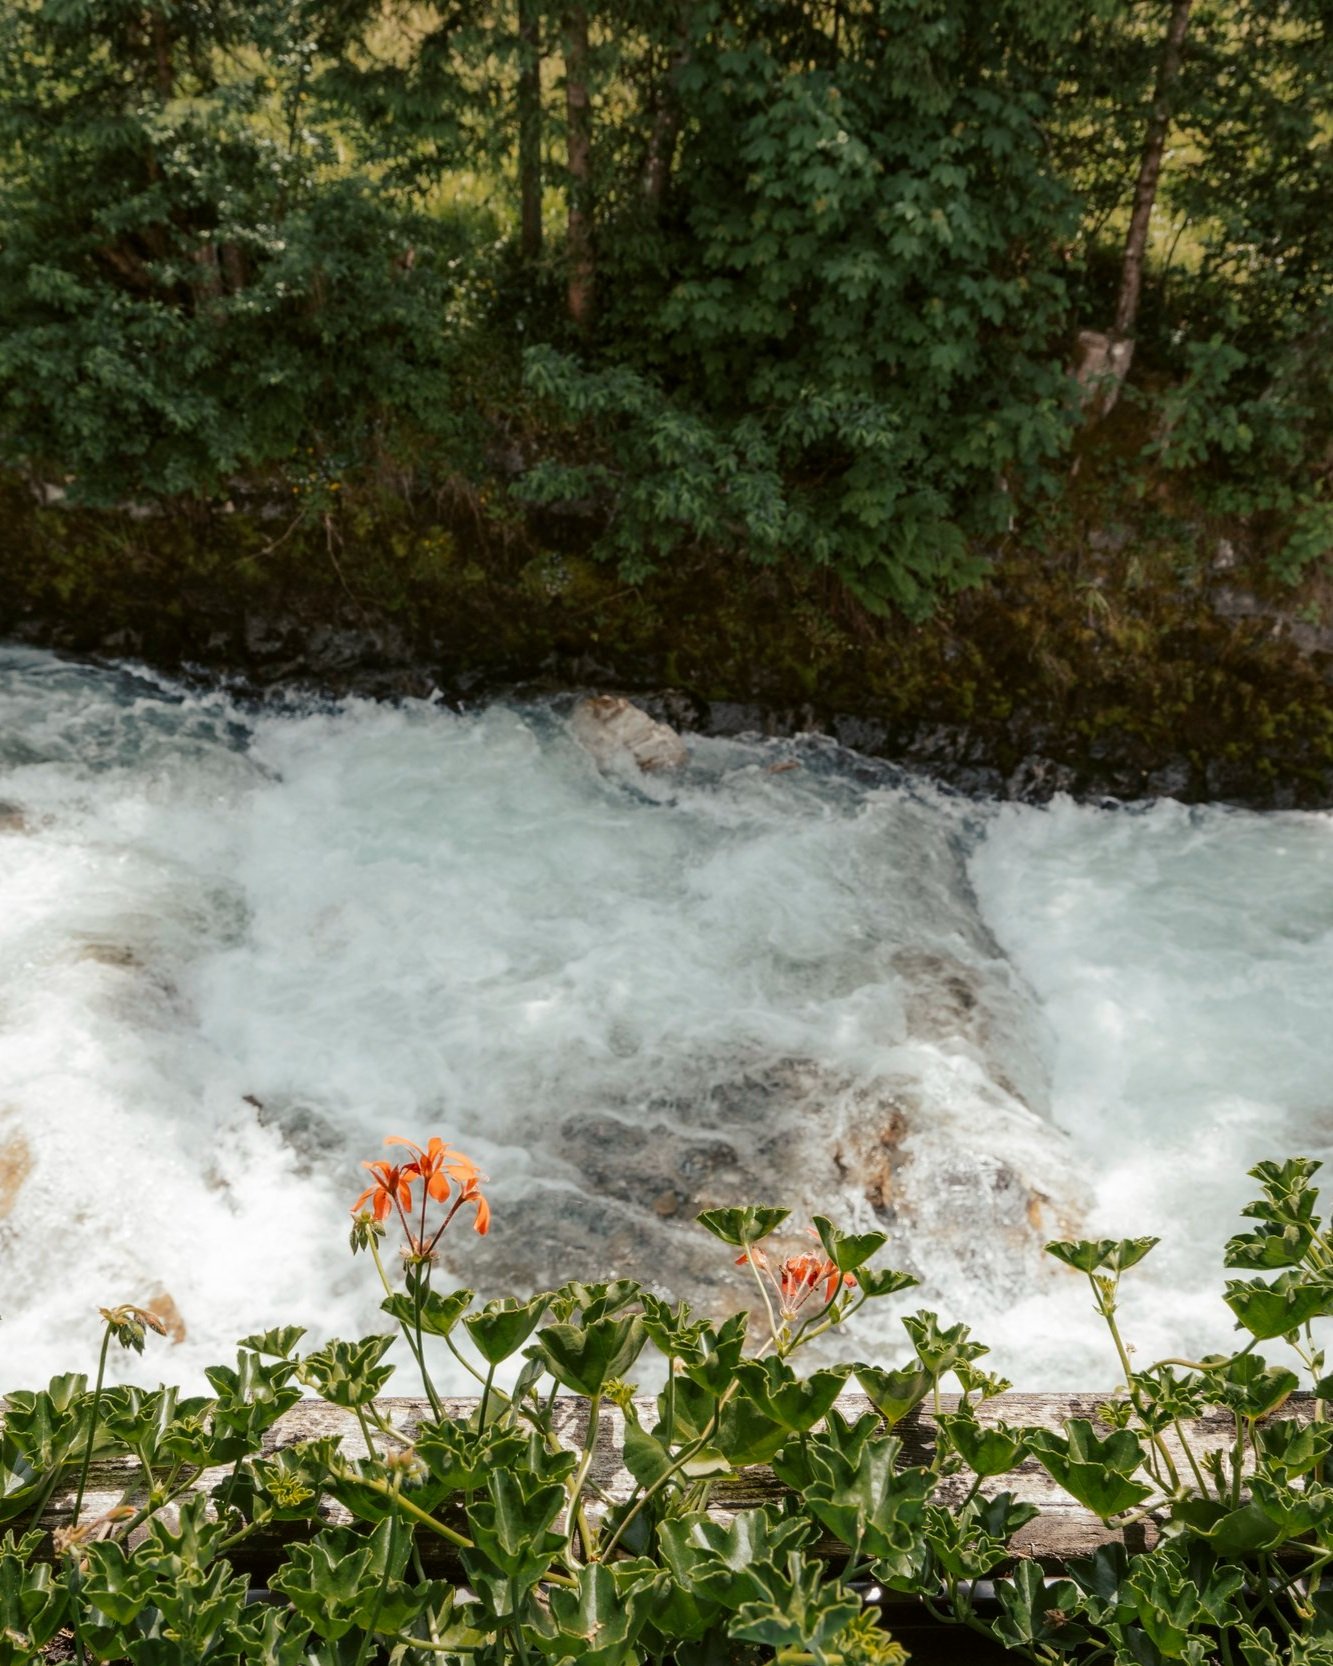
[4,476,1333,807]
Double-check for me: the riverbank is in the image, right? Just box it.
[4,474,1333,807]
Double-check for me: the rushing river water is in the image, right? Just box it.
[2,644,1331,1391]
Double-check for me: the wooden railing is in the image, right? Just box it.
[42,1390,1288,1564]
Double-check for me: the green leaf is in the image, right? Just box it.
[622,1423,675,1492]
[924,1503,1011,1580]
[902,1310,989,1376]
[812,1215,887,1273]
[297,1335,396,1407]
[236,1325,307,1359]
[1026,1420,1152,1519]
[854,1363,932,1426]
[413,1420,527,1495]
[1045,1237,1160,1275]
[1172,1497,1288,1555]
[728,1553,860,1654]
[659,1508,813,1610]
[249,1440,342,1519]
[79,1542,155,1627]
[798,1431,933,1560]
[0,1533,68,1653]
[678,1312,749,1394]
[464,1468,566,1582]
[269,1521,413,1642]
[639,1294,704,1360]
[993,1560,1088,1650]
[531,1559,659,1666]
[551,1281,643,1324]
[1208,1353,1300,1419]
[536,1314,648,1397]
[853,1266,920,1299]
[670,1374,789,1466]
[1223,1271,1333,1340]
[695,1206,790,1247]
[463,1294,548,1365]
[1255,1418,1333,1479]
[737,1358,851,1434]
[1066,1542,1135,1628]
[380,1287,474,1339]
[938,1410,1029,1478]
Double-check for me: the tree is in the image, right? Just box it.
[0,0,466,499]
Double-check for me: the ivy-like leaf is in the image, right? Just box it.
[855,1363,931,1427]
[1223,1271,1333,1340]
[298,1335,396,1408]
[536,1314,647,1397]
[811,1216,887,1273]
[463,1294,549,1365]
[695,1206,790,1247]
[380,1288,474,1340]
[1026,1420,1152,1519]
[1045,1237,1159,1275]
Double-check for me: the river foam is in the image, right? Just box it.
[0,646,1328,1391]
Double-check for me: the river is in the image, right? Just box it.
[2,644,1330,1391]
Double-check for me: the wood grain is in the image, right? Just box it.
[13,1392,1307,1573]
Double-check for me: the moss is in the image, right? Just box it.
[3,471,1333,804]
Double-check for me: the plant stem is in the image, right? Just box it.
[412,1270,444,1419]
[444,1331,489,1388]
[1172,1416,1211,1496]
[72,1324,114,1527]
[357,1476,470,1549]
[1090,1275,1179,1490]
[352,1483,399,1666]
[372,1239,444,1416]
[565,1392,602,1563]
[355,1403,380,1462]
[389,1638,478,1655]
[600,1377,743,1560]
[743,1245,780,1346]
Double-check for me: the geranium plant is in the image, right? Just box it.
[1,1150,1332,1666]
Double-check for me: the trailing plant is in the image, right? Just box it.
[4,1148,1333,1665]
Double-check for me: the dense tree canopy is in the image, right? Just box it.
[0,0,1329,611]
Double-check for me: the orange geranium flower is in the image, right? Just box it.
[352,1160,413,1223]
[736,1243,853,1319]
[386,1134,482,1202]
[355,1134,491,1244]
[456,1174,490,1236]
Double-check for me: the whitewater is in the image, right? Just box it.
[2,644,1331,1391]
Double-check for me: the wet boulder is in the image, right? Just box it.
[569,695,688,773]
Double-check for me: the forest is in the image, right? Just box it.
[1,1,1332,800]
[1,0,1329,600]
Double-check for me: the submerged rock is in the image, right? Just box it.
[142,1287,188,1345]
[0,1117,31,1220]
[460,1045,1086,1324]
[569,695,688,773]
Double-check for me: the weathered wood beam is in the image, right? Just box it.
[19,1393,1307,1573]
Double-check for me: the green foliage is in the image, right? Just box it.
[0,0,483,502]
[3,0,1333,607]
[8,1157,1333,1664]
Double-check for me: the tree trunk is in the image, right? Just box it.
[641,17,689,212]
[563,6,594,330]
[1081,0,1192,413]
[518,0,543,262]
[1115,0,1193,343]
[148,7,174,97]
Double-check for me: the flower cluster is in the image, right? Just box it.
[351,1135,490,1258]
[738,1243,854,1320]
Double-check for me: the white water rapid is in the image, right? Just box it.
[1,645,1331,1391]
